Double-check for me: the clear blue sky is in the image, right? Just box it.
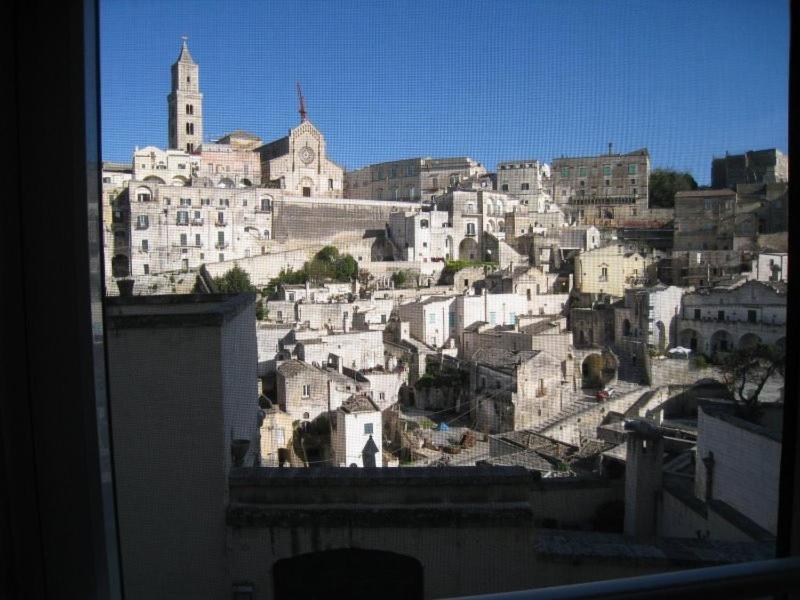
[100,0,788,184]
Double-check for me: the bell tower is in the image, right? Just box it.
[167,37,203,153]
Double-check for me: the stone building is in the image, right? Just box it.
[254,118,344,198]
[167,38,203,153]
[132,146,201,187]
[550,148,650,225]
[677,279,786,356]
[275,359,369,423]
[574,243,659,297]
[331,394,383,467]
[388,208,453,261]
[258,398,296,467]
[344,156,487,201]
[196,131,262,187]
[614,285,687,354]
[711,148,788,189]
[102,162,133,280]
[104,293,261,600]
[125,181,274,275]
[496,160,551,205]
[673,184,788,253]
[483,264,571,316]
[396,295,457,349]
[468,347,566,433]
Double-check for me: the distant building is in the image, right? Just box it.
[332,394,383,467]
[196,131,262,187]
[614,285,687,353]
[677,279,786,356]
[496,160,551,205]
[574,243,660,297]
[711,149,788,189]
[254,118,344,198]
[276,359,368,422]
[344,156,487,201]
[167,39,203,153]
[468,347,566,433]
[550,148,651,226]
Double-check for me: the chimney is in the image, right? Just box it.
[117,278,134,297]
[624,423,664,539]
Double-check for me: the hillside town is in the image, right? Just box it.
[101,39,789,598]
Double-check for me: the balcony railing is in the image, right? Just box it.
[215,220,227,227]
[191,218,204,226]
[175,219,189,226]
[255,207,272,214]
[215,242,229,249]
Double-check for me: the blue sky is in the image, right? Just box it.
[100,0,788,184]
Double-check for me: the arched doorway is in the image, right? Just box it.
[738,333,762,350]
[582,352,618,388]
[273,549,423,600]
[710,330,733,355]
[458,237,478,261]
[679,328,702,353]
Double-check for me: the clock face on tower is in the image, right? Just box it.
[299,145,315,165]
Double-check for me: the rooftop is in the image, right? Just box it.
[105,293,254,328]
[340,393,379,414]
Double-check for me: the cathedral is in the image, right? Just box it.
[166,38,343,198]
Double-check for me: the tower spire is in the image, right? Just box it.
[297,82,307,123]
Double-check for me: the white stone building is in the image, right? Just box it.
[614,285,688,353]
[496,160,551,206]
[132,146,201,187]
[332,394,383,467]
[388,209,453,262]
[126,182,274,275]
[255,119,344,198]
[574,243,660,297]
[677,279,787,356]
[396,295,458,349]
[344,156,487,201]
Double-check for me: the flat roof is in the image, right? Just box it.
[105,293,254,328]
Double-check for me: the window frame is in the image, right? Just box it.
[3,2,798,598]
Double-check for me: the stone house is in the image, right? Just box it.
[331,394,383,467]
[469,348,566,434]
[677,279,786,356]
[614,285,688,354]
[574,243,659,297]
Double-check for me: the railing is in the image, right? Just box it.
[215,220,227,227]
[255,207,271,214]
[191,218,204,226]
[175,220,188,226]
[445,556,800,600]
[215,242,229,249]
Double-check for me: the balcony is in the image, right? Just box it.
[191,218,204,226]
[175,219,189,226]
[134,222,149,230]
[215,242,229,249]
[255,207,272,214]
[215,220,227,227]
[465,231,477,237]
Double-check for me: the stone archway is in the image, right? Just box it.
[581,351,618,388]
[458,237,478,261]
[679,328,702,353]
[273,549,423,600]
[739,333,762,350]
[710,330,733,355]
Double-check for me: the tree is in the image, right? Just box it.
[720,343,784,421]
[649,169,698,208]
[391,270,408,287]
[212,265,255,293]
[255,299,266,321]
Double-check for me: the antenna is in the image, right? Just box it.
[296,82,307,123]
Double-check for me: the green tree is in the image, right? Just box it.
[648,168,698,208]
[212,265,255,293]
[391,270,408,287]
[720,344,784,421]
[334,254,358,280]
[255,299,266,321]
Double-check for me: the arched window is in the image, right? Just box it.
[185,104,193,115]
[185,122,194,135]
[264,230,270,240]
